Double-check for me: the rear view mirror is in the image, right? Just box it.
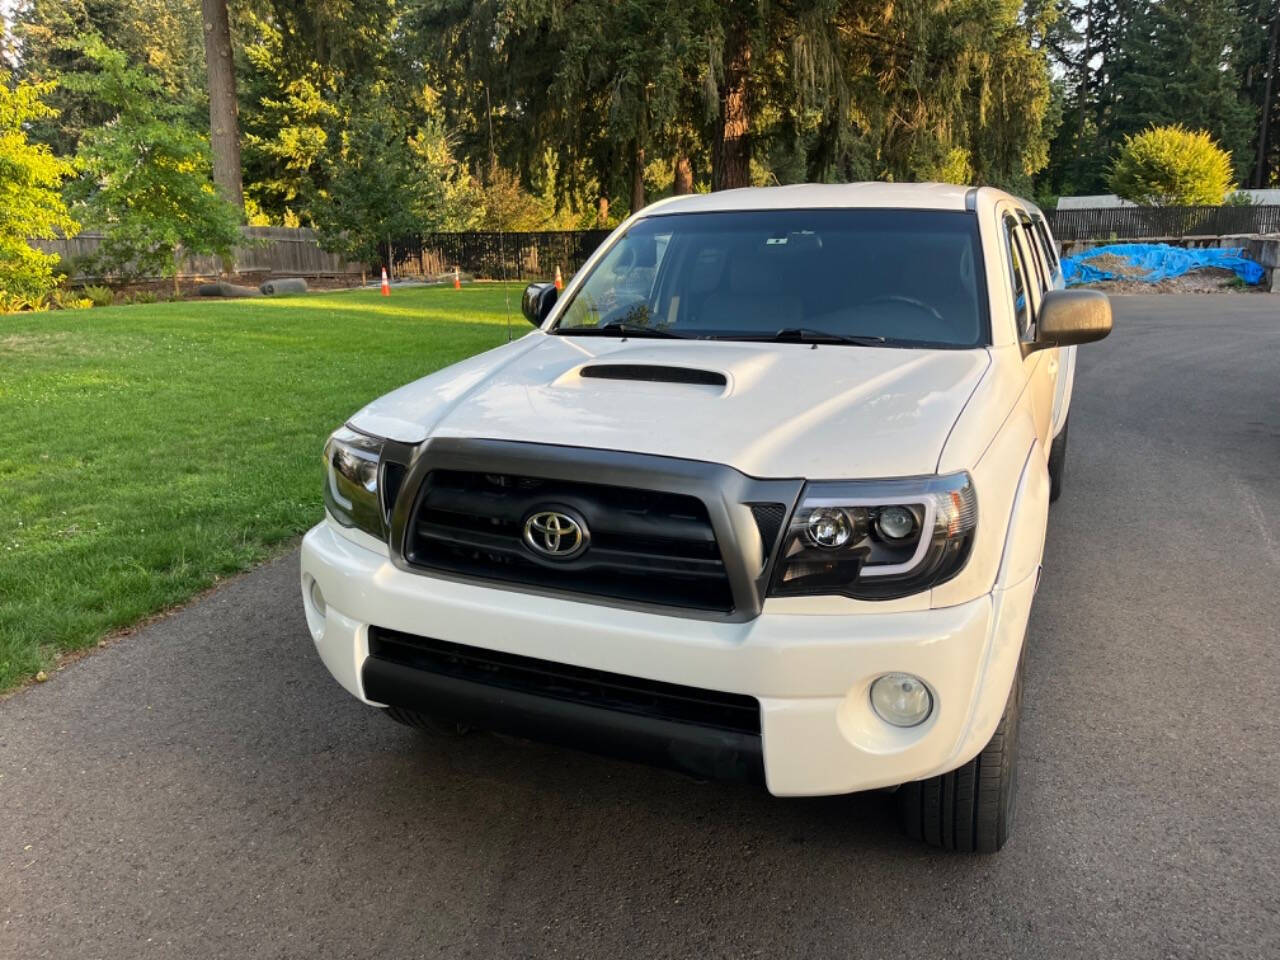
[521,282,558,327]
[1029,290,1112,354]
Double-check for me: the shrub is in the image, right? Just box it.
[0,76,79,304]
[1108,125,1235,206]
[50,288,93,310]
[130,291,158,304]
[0,293,49,313]
[80,284,115,307]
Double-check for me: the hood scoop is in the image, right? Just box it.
[579,363,727,387]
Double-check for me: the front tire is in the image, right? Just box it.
[1048,416,1069,503]
[897,654,1023,853]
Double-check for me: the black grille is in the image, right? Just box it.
[367,628,761,735]
[405,470,734,612]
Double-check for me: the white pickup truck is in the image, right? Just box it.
[301,183,1111,852]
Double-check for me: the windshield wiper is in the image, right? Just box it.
[715,327,889,346]
[554,321,689,339]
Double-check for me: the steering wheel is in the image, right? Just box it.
[859,295,944,324]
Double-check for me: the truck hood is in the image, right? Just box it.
[349,333,991,479]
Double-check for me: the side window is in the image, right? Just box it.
[1020,213,1050,295]
[1003,214,1032,337]
[1032,217,1059,273]
[560,229,671,328]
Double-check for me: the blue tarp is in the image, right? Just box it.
[1060,243,1264,286]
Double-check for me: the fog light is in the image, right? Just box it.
[309,578,327,617]
[870,673,932,727]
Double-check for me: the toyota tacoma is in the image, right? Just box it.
[301,183,1111,852]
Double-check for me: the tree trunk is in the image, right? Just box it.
[673,152,693,194]
[712,22,751,190]
[596,195,610,227]
[201,0,244,212]
[1256,3,1280,187]
[631,142,646,213]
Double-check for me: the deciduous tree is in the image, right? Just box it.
[63,36,241,290]
[0,75,78,307]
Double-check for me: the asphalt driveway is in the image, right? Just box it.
[3,294,1278,959]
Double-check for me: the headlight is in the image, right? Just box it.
[769,472,977,599]
[323,426,389,540]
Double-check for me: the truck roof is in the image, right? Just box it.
[643,183,968,216]
[641,182,1031,218]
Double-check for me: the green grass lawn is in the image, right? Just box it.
[0,284,524,691]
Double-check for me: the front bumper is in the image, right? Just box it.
[301,519,1036,796]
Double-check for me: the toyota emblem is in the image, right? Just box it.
[523,509,589,559]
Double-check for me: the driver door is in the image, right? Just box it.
[998,207,1057,447]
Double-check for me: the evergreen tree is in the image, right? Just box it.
[412,0,1059,206]
[237,11,340,225]
[11,0,204,155]
[1041,0,1141,197]
[764,0,1057,192]
[1237,0,1279,185]
[310,86,453,264]
[1043,0,1258,195]
[1109,0,1255,181]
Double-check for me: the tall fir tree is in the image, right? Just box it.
[11,0,204,155]
[1109,0,1255,180]
[1237,0,1279,185]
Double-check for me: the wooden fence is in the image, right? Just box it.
[34,226,368,281]
[42,209,1280,283]
[1044,205,1280,241]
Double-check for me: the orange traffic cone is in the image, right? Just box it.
[453,266,461,290]
[554,265,563,291]
[380,266,390,297]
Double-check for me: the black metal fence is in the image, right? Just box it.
[386,230,612,281]
[1044,205,1280,241]
[383,208,1280,277]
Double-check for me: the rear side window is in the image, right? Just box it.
[1002,215,1032,336]
[1032,216,1059,273]
[1019,214,1050,295]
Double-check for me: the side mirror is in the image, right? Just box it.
[521,282,558,327]
[1028,289,1112,354]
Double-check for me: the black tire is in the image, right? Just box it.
[1048,416,1069,503]
[898,654,1023,853]
[384,706,469,736]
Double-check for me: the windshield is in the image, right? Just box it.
[552,209,990,347]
